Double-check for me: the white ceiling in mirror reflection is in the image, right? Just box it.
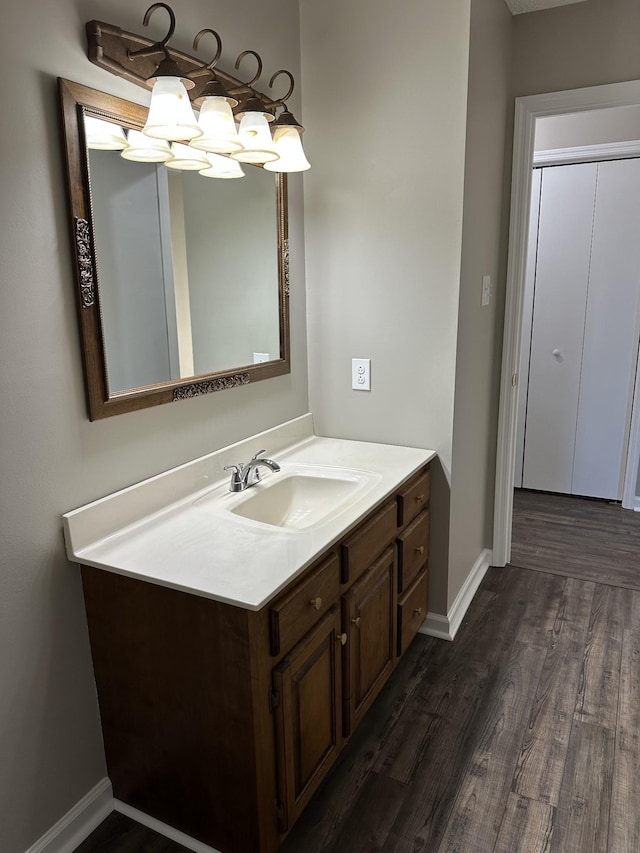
[504,0,589,13]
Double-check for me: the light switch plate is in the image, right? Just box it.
[482,275,491,307]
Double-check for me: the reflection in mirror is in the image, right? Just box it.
[88,142,280,392]
[58,79,290,420]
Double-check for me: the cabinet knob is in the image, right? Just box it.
[309,597,322,610]
[337,632,348,646]
[413,607,423,616]
[416,494,426,504]
[351,616,361,628]
[415,545,425,555]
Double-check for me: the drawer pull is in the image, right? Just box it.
[351,616,361,628]
[415,545,425,555]
[416,493,426,504]
[413,607,423,616]
[309,597,322,610]
[337,632,348,646]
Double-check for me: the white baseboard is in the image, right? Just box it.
[114,800,222,853]
[25,778,113,853]
[419,549,493,642]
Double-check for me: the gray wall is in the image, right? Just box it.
[89,152,173,391]
[0,1,306,850]
[512,0,640,96]
[449,0,513,605]
[183,165,281,373]
[300,0,472,615]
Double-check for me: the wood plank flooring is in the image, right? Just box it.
[511,488,640,590]
[74,492,640,853]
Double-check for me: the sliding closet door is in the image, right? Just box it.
[515,168,542,488]
[522,163,597,493]
[572,158,640,500]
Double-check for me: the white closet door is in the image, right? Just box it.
[572,159,640,500]
[515,168,542,488]
[522,163,597,493]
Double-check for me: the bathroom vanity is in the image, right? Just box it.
[64,416,435,853]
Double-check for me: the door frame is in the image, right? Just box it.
[493,80,640,567]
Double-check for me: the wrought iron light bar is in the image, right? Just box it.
[86,5,288,118]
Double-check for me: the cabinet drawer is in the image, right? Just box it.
[397,570,429,656]
[397,510,430,593]
[341,499,397,584]
[397,468,431,527]
[269,552,340,656]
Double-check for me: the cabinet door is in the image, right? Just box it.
[523,163,597,493]
[342,546,397,737]
[272,606,343,833]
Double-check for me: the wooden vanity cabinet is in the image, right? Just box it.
[81,462,431,853]
[342,545,397,736]
[272,605,343,832]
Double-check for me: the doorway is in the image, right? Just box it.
[493,80,640,568]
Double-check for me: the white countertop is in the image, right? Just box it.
[63,415,435,611]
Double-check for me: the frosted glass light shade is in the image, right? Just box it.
[165,143,210,171]
[84,116,128,150]
[199,153,245,179]
[190,97,243,154]
[231,112,279,164]
[264,127,311,173]
[121,130,174,163]
[143,77,202,142]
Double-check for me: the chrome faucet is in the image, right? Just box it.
[224,449,281,492]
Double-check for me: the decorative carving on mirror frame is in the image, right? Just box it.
[75,218,95,307]
[283,238,290,298]
[172,374,251,400]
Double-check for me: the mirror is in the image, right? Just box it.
[58,78,290,420]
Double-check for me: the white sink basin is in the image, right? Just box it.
[228,467,380,530]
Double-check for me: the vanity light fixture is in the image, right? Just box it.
[264,72,310,173]
[85,4,311,172]
[131,4,202,142]
[121,129,174,162]
[84,116,128,150]
[189,29,243,155]
[230,52,279,165]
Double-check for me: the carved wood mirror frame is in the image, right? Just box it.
[58,78,290,420]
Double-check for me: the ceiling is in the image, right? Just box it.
[504,0,589,13]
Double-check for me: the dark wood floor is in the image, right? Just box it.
[511,488,640,590]
[74,492,640,853]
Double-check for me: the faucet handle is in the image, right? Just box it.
[251,449,267,461]
[224,463,244,491]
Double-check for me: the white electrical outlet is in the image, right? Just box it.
[253,352,270,364]
[352,358,371,391]
[482,275,491,307]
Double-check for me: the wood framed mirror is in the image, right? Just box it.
[58,78,290,420]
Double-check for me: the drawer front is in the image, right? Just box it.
[269,552,340,656]
[397,467,431,527]
[397,510,430,593]
[341,499,398,584]
[397,570,429,656]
